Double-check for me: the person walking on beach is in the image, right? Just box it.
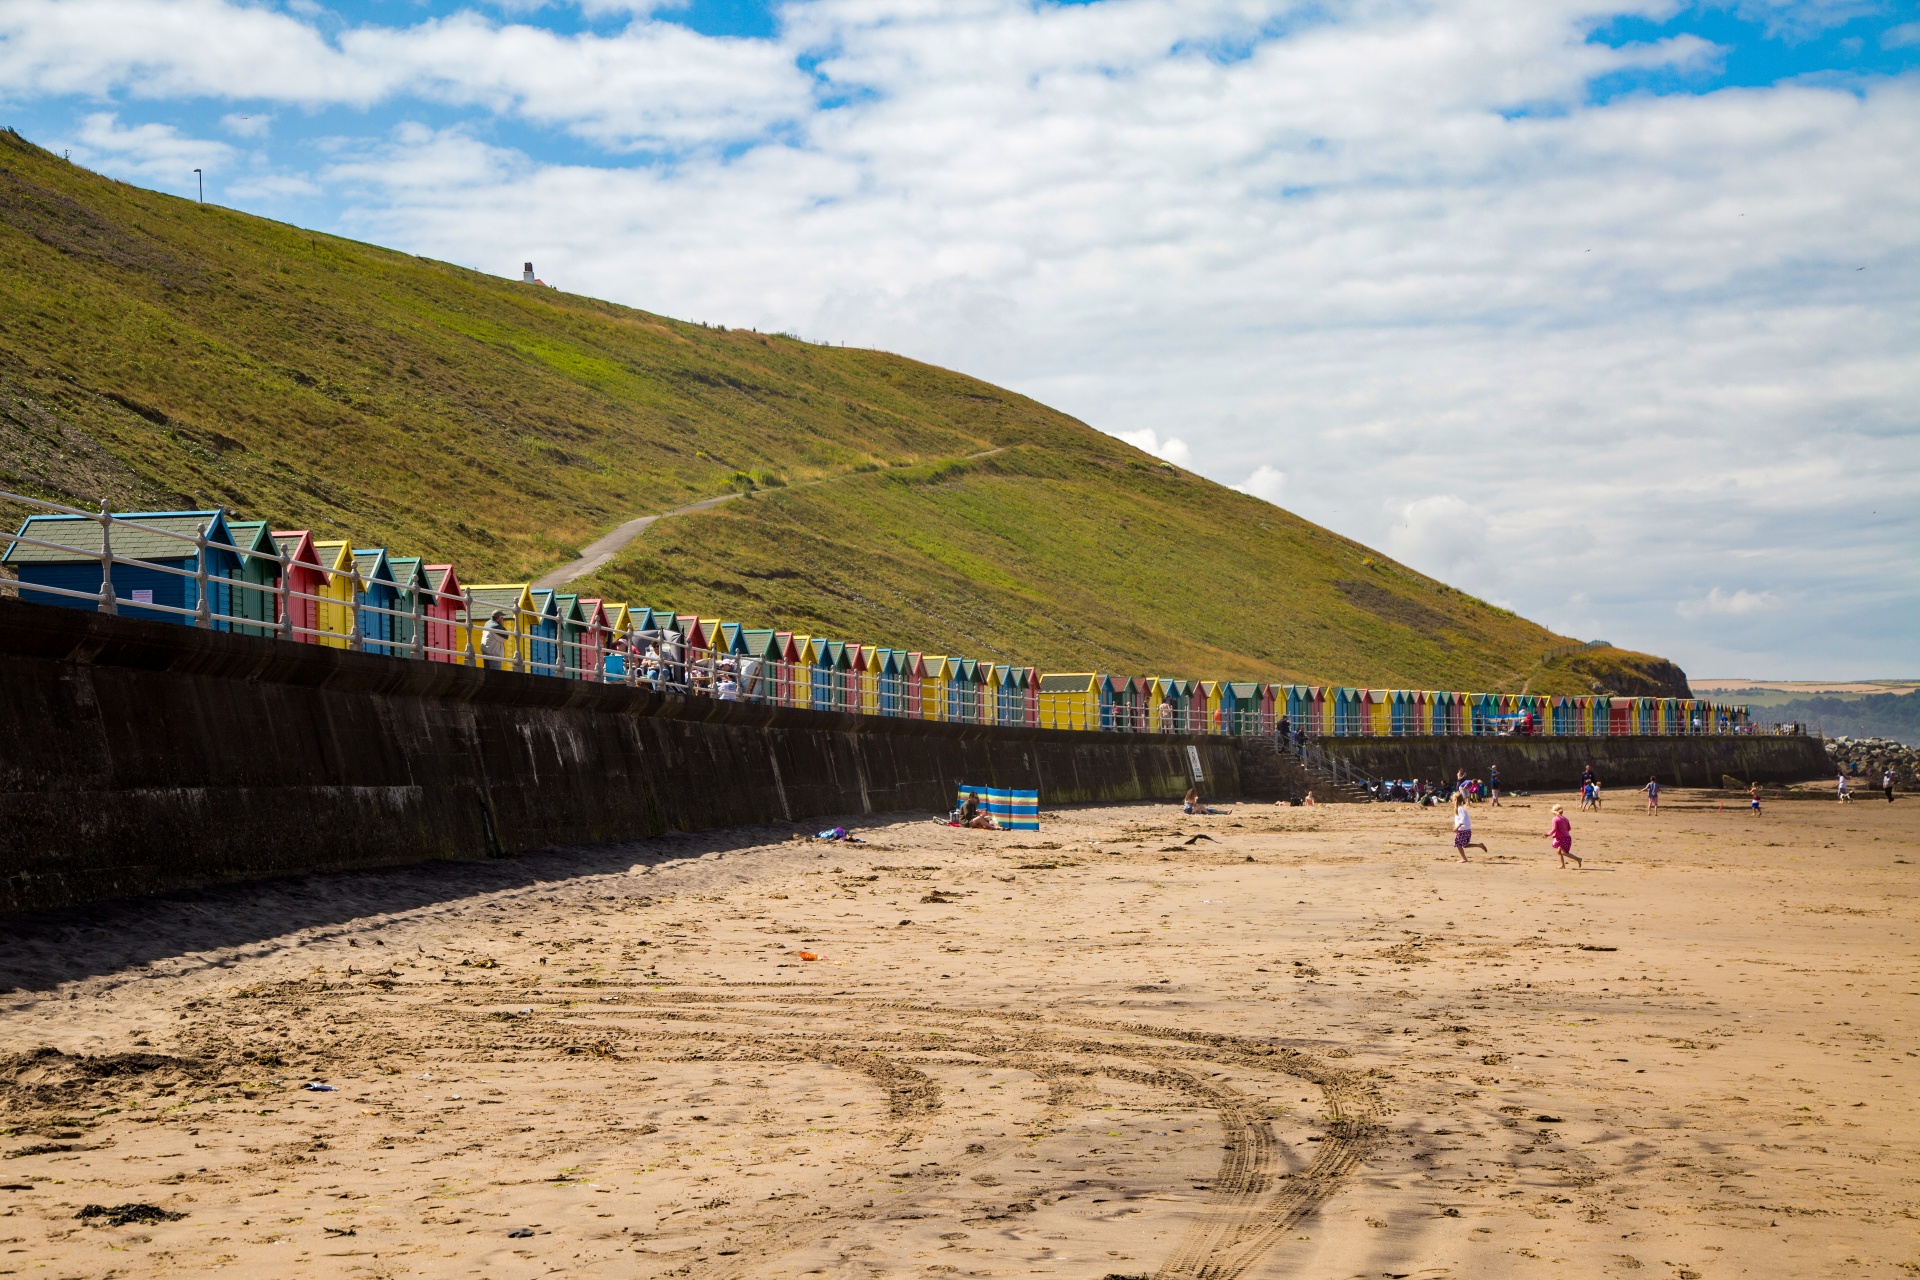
[1838,772,1851,803]
[1547,804,1580,868]
[1451,798,1487,861]
[1488,764,1503,807]
[1749,782,1763,816]
[1642,776,1659,814]
[1887,768,1898,803]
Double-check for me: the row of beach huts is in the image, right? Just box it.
[1,506,1754,738]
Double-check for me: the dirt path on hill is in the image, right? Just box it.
[1,791,1915,1279]
[533,447,1010,590]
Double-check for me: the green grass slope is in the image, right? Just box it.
[0,129,1654,692]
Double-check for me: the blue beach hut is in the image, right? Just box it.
[4,509,240,626]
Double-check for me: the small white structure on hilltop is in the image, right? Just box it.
[522,261,536,283]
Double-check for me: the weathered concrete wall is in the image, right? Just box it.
[0,598,1243,912]
[1315,733,1828,790]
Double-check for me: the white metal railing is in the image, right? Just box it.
[0,488,1770,740]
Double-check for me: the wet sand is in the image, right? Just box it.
[1,788,1915,1279]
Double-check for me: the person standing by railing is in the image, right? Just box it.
[479,610,509,671]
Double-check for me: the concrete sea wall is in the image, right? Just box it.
[0,599,1245,913]
[1315,733,1829,790]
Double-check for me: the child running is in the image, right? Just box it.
[1451,798,1487,861]
[1642,775,1659,814]
[1547,803,1580,868]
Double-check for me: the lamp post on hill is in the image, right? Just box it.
[194,168,202,204]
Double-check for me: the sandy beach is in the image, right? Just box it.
[2,787,1915,1279]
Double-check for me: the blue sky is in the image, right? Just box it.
[1,0,1916,678]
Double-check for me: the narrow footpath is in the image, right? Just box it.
[532,447,1008,590]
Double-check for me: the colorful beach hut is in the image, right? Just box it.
[5,509,240,627]
[222,519,281,636]
[1039,673,1099,732]
[464,583,535,671]
[348,548,398,655]
[271,530,326,644]
[419,564,464,663]
[386,555,429,657]
[309,540,356,648]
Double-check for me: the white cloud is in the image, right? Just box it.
[70,112,234,179]
[1677,588,1783,620]
[0,0,809,148]
[1115,428,1191,469]
[1233,464,1287,503]
[1385,495,1489,579]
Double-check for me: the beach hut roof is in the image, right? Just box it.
[349,548,395,583]
[224,519,277,561]
[4,509,236,566]
[467,583,533,611]
[1040,673,1100,693]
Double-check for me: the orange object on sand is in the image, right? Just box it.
[799,951,819,961]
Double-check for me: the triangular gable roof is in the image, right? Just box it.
[224,519,277,567]
[350,548,396,587]
[552,593,585,629]
[921,654,949,678]
[576,598,610,633]
[271,530,321,571]
[386,555,429,592]
[422,563,461,608]
[739,628,779,659]
[311,539,355,575]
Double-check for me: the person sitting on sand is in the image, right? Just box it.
[1451,798,1487,861]
[1183,786,1229,816]
[1547,804,1580,868]
[957,791,998,830]
[1302,791,1316,806]
[1642,775,1659,814]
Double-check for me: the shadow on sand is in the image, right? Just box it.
[0,817,865,997]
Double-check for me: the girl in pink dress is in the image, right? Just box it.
[1547,804,1580,868]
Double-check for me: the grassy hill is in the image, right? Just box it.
[0,129,1683,695]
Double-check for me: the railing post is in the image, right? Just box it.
[193,522,212,629]
[462,588,475,666]
[277,546,293,641]
[96,500,117,616]
[347,564,364,651]
[515,608,527,674]
[411,585,425,661]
